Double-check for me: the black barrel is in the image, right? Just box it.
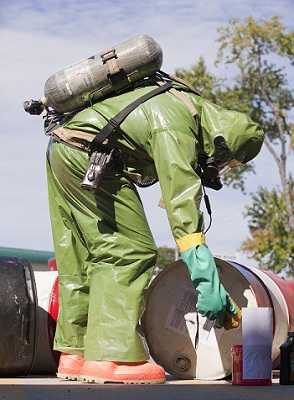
[0,256,37,376]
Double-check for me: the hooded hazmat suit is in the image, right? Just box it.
[46,81,264,361]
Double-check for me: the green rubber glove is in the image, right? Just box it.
[181,244,237,322]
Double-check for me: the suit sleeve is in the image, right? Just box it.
[150,128,205,250]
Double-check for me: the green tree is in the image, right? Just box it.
[174,17,294,274]
[217,17,294,273]
[156,246,175,270]
[175,56,220,102]
[241,184,294,274]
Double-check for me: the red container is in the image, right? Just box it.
[48,257,57,271]
[47,258,59,323]
[48,276,59,322]
[231,345,272,386]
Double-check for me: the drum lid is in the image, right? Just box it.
[142,259,259,380]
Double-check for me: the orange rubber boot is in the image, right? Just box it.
[79,361,166,384]
[57,353,84,381]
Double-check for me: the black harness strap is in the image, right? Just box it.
[90,81,173,152]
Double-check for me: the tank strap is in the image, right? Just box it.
[90,81,173,152]
[101,48,121,76]
[100,48,129,89]
[169,88,198,118]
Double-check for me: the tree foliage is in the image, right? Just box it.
[156,246,175,270]
[217,17,294,273]
[241,184,294,275]
[174,16,294,274]
[175,56,221,102]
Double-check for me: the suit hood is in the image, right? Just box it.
[200,100,264,164]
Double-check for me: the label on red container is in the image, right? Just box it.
[232,347,243,385]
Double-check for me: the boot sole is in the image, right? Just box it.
[79,375,165,384]
[57,372,80,381]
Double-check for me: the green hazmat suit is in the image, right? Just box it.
[46,81,264,361]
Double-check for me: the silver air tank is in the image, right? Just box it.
[43,35,163,113]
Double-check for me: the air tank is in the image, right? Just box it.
[43,34,163,113]
[142,259,294,380]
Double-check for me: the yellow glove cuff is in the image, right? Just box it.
[176,233,206,252]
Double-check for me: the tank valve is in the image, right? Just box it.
[23,99,45,115]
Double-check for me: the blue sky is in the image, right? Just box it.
[0,0,293,265]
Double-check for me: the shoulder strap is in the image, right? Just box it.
[167,84,205,160]
[90,81,173,152]
[169,88,198,117]
[157,70,201,96]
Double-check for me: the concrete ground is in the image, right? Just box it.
[0,375,294,400]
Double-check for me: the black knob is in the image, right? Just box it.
[23,99,44,115]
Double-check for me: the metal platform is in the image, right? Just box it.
[0,376,293,400]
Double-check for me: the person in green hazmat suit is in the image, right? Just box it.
[46,78,264,384]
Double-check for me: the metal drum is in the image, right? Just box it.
[0,257,59,376]
[0,257,37,376]
[142,259,294,380]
